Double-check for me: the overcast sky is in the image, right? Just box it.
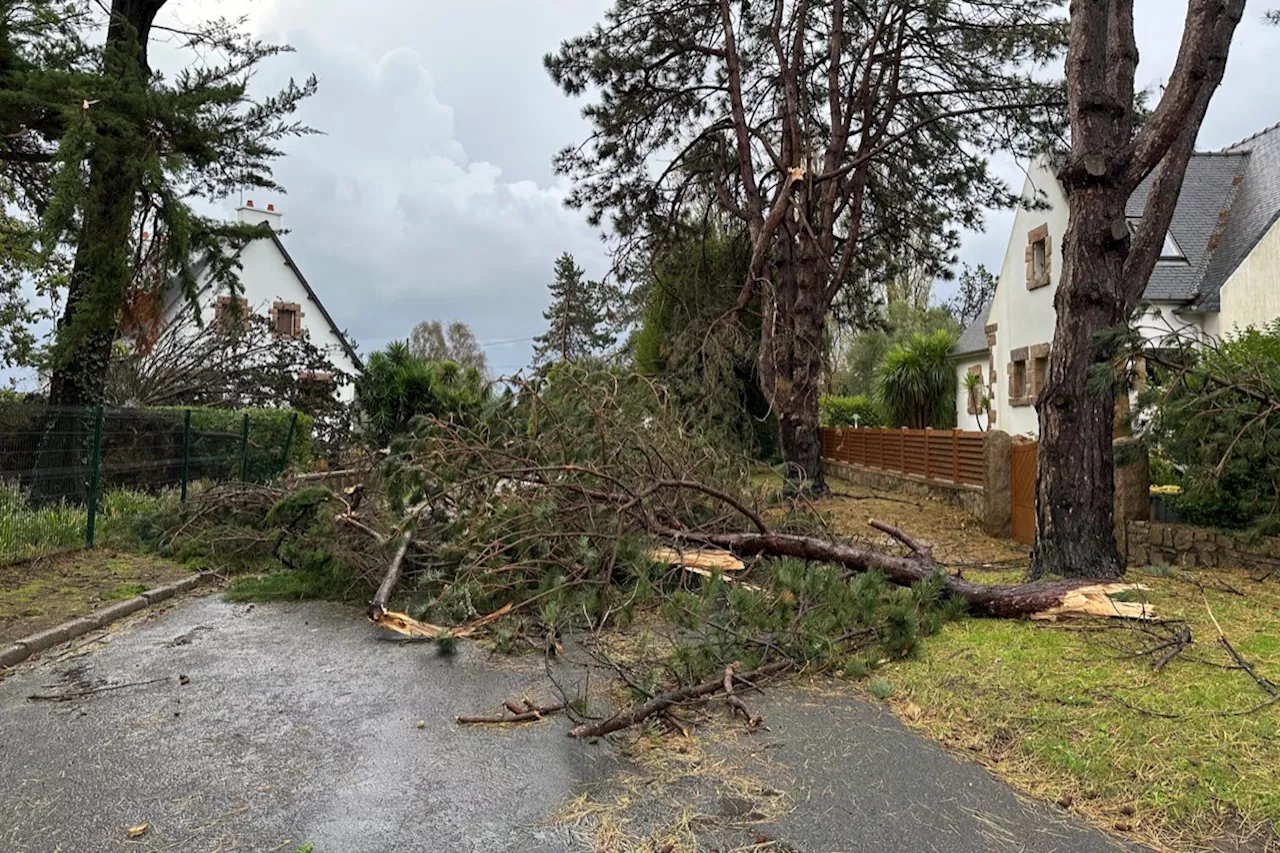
[39,1,1280,381]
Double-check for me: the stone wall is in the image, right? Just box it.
[1125,521,1280,571]
[822,458,984,520]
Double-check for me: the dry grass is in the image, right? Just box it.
[815,482,1280,852]
[546,719,793,853]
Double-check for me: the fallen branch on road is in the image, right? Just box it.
[457,700,566,725]
[567,661,793,739]
[28,676,172,702]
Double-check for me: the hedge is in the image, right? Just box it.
[819,395,886,429]
[151,406,314,483]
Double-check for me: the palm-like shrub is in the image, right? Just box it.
[876,330,958,429]
[354,342,491,447]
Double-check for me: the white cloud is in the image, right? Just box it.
[228,28,608,367]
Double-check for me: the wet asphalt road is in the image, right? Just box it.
[0,595,1146,853]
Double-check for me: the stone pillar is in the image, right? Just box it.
[982,430,1012,538]
[1113,436,1150,564]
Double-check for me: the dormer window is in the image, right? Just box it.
[1126,218,1187,263]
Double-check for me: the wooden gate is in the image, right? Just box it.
[1011,441,1038,545]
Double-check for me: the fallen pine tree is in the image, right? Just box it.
[166,367,1154,740]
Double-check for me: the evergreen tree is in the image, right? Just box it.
[1034,1,1245,579]
[1,2,316,500]
[548,0,1066,492]
[533,253,614,366]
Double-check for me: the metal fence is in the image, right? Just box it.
[820,426,985,487]
[0,401,299,564]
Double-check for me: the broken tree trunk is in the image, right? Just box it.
[665,527,1151,620]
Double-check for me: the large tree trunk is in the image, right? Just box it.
[1032,186,1129,579]
[759,251,826,493]
[29,0,161,505]
[1031,0,1243,579]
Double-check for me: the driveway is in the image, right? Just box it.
[0,595,1146,853]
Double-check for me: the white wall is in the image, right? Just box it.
[953,354,988,432]
[983,158,1070,437]
[171,203,360,403]
[1218,216,1280,335]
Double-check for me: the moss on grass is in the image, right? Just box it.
[0,550,192,644]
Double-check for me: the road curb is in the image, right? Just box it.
[0,571,218,671]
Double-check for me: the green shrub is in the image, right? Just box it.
[876,329,958,429]
[355,342,491,447]
[819,394,886,428]
[1140,321,1280,532]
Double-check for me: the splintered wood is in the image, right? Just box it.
[649,547,763,590]
[368,602,514,638]
[649,547,745,572]
[1028,584,1156,621]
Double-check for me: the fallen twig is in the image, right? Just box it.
[28,676,171,702]
[1152,626,1193,672]
[457,700,566,725]
[567,660,792,739]
[723,661,768,731]
[1203,591,1278,697]
[827,490,921,506]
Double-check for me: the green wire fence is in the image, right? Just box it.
[0,401,305,565]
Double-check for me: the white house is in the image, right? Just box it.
[954,122,1280,435]
[160,200,362,402]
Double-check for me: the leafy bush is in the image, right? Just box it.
[819,394,885,428]
[876,329,958,429]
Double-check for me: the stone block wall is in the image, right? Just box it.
[1126,521,1280,570]
[822,459,984,520]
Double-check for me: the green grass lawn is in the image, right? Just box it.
[881,566,1280,851]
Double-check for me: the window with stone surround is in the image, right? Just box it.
[214,296,249,331]
[1025,223,1051,289]
[1009,343,1050,406]
[966,364,984,415]
[271,301,302,339]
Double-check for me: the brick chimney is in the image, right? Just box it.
[236,199,283,230]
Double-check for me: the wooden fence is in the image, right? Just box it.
[819,427,985,487]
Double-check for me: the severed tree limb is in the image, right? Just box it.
[457,700,567,725]
[655,526,1138,620]
[367,529,414,621]
[567,660,792,739]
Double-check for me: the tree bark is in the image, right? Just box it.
[1032,0,1244,578]
[30,0,163,504]
[759,251,826,493]
[681,528,1112,619]
[1032,186,1130,579]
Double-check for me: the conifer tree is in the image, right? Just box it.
[548,0,1066,491]
[533,252,614,366]
[1,1,316,500]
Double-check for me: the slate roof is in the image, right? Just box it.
[1195,122,1280,311]
[1129,151,1250,302]
[951,302,991,358]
